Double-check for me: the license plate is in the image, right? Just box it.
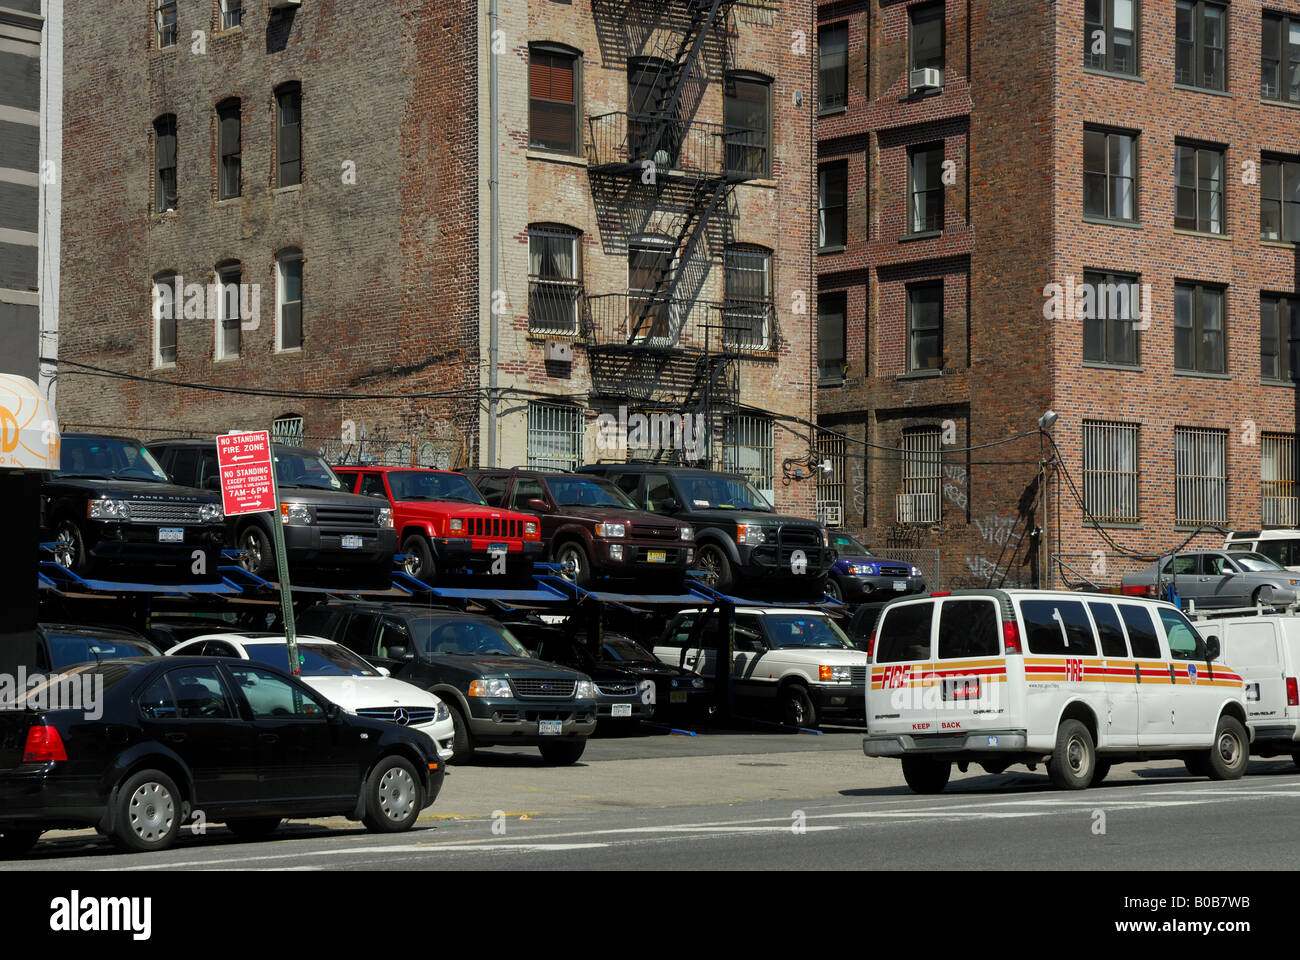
[647,550,666,563]
[538,720,563,735]
[987,736,999,746]
[942,677,981,701]
[341,535,363,549]
[488,542,508,553]
[158,528,184,543]
[611,703,632,718]
[893,580,907,591]
[670,691,688,704]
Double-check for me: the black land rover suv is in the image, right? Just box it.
[578,465,834,600]
[296,602,597,764]
[41,434,226,582]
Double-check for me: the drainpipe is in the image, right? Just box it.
[487,0,500,467]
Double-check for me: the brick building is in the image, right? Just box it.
[56,0,820,514]
[814,0,1300,588]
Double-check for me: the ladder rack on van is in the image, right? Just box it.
[1186,598,1300,620]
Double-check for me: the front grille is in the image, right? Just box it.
[596,682,638,696]
[628,523,681,541]
[879,565,910,578]
[356,706,439,726]
[777,525,821,547]
[126,501,205,524]
[463,516,523,539]
[513,679,576,699]
[524,710,576,722]
[315,504,378,526]
[850,666,867,686]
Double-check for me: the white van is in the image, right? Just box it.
[1204,614,1300,766]
[1224,530,1300,572]
[861,590,1250,792]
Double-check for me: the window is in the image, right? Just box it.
[154,115,177,213]
[818,162,847,249]
[1175,1,1226,91]
[628,57,678,164]
[907,281,943,371]
[1175,142,1224,234]
[1174,426,1227,525]
[724,73,771,177]
[152,272,177,368]
[1118,604,1161,657]
[217,99,241,200]
[1262,12,1300,103]
[1262,293,1297,381]
[816,431,846,526]
[909,3,945,81]
[1084,0,1137,74]
[723,245,772,349]
[1262,156,1300,243]
[220,0,242,31]
[1088,602,1130,657]
[138,675,177,719]
[214,262,241,360]
[271,415,304,445]
[275,83,302,187]
[276,250,303,351]
[164,666,235,719]
[908,143,944,233]
[722,415,775,502]
[527,403,584,471]
[1019,600,1098,656]
[227,665,326,718]
[817,291,846,383]
[156,1,177,48]
[938,600,1000,659]
[899,427,941,523]
[1262,433,1297,526]
[1159,608,1203,661]
[875,602,933,663]
[628,237,675,343]
[1082,270,1141,365]
[1174,281,1225,373]
[1083,128,1137,221]
[528,224,581,335]
[1083,420,1139,523]
[529,45,580,154]
[818,23,848,112]
[510,477,546,511]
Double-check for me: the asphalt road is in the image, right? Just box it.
[9,724,1299,871]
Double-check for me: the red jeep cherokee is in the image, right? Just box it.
[333,466,543,584]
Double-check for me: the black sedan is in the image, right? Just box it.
[0,657,443,857]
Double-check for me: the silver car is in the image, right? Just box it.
[1121,550,1300,609]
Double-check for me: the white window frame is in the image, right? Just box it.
[220,0,243,32]
[272,415,305,447]
[899,427,941,523]
[214,264,241,362]
[156,0,178,49]
[275,251,303,353]
[527,403,584,471]
[152,275,178,369]
[1082,420,1139,523]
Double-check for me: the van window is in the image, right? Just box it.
[1158,608,1203,661]
[1087,602,1129,657]
[663,614,699,647]
[937,600,1000,658]
[1255,539,1300,567]
[875,602,933,663]
[1020,599,1097,655]
[1118,604,1161,658]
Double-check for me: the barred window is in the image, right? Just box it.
[1261,293,1297,382]
[272,415,305,446]
[816,432,846,527]
[528,224,581,335]
[898,428,941,523]
[1262,434,1297,527]
[1083,421,1139,523]
[723,415,774,503]
[528,403,584,471]
[723,245,772,349]
[1174,426,1226,525]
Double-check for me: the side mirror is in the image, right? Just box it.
[1204,636,1220,662]
[205,476,221,490]
[526,498,550,513]
[325,702,341,721]
[376,666,391,677]
[385,643,409,660]
[657,498,680,513]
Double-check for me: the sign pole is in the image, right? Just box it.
[267,454,300,676]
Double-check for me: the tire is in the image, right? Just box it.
[695,542,734,592]
[1047,719,1096,790]
[901,757,952,794]
[0,830,41,858]
[1092,759,1112,785]
[555,542,592,588]
[53,520,87,573]
[779,683,818,729]
[1205,715,1249,781]
[112,769,182,853]
[238,524,275,579]
[538,739,587,765]
[1253,586,1274,608]
[447,704,475,764]
[1184,754,1210,777]
[361,755,424,833]
[225,817,282,841]
[401,534,436,582]
[825,577,844,602]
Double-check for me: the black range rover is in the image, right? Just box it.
[41,434,226,582]
[578,465,834,600]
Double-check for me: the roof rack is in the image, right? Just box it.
[1186,598,1300,620]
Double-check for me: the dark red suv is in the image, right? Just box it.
[463,469,695,589]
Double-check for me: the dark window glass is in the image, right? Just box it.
[278,253,303,350]
[1175,142,1224,234]
[217,99,241,199]
[1175,1,1226,91]
[165,665,234,719]
[909,3,945,75]
[724,74,771,177]
[818,162,847,249]
[156,0,177,48]
[342,613,375,654]
[819,23,848,111]
[1084,0,1137,74]
[908,143,944,233]
[154,115,177,213]
[276,84,302,187]
[529,47,579,153]
[1118,603,1161,657]
[937,600,1000,659]
[1081,270,1140,365]
[1020,600,1098,655]
[722,246,771,349]
[628,57,678,163]
[1262,13,1300,103]
[1174,282,1225,373]
[216,263,240,359]
[1261,294,1297,381]
[139,675,178,719]
[875,602,933,663]
[1261,157,1300,244]
[818,291,846,383]
[1088,602,1130,657]
[1083,128,1137,221]
[907,282,943,371]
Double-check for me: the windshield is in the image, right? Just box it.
[245,643,378,677]
[46,632,160,669]
[410,618,531,658]
[601,637,658,663]
[54,436,170,483]
[830,533,871,555]
[1233,552,1285,572]
[274,450,342,490]
[547,476,636,508]
[674,474,773,511]
[762,615,854,650]
[386,471,486,504]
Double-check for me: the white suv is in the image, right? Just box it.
[1224,530,1300,572]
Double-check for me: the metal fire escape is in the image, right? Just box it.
[584,0,779,464]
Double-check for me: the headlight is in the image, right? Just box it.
[595,522,625,538]
[88,498,131,520]
[449,518,464,533]
[848,562,878,576]
[822,529,830,547]
[435,701,450,722]
[280,502,312,525]
[609,544,624,561]
[377,506,394,529]
[198,503,224,523]
[736,523,766,545]
[680,525,693,541]
[575,679,597,699]
[524,520,539,536]
[911,566,922,577]
[818,665,852,682]
[467,678,512,698]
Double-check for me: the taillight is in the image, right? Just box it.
[866,631,876,657]
[1287,677,1298,707]
[930,591,951,597]
[1121,584,1153,596]
[22,725,67,763]
[1002,621,1022,654]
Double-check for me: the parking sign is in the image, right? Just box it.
[216,430,276,516]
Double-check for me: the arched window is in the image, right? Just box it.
[151,271,179,367]
[274,82,302,187]
[214,260,242,361]
[217,98,241,199]
[276,248,303,351]
[529,43,582,154]
[627,234,676,343]
[153,114,177,212]
[627,57,678,164]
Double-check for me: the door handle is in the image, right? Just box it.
[165,732,186,743]
[684,656,697,664]
[1134,662,1141,684]
[260,734,279,744]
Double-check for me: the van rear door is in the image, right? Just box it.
[1221,619,1286,725]
[868,598,936,738]
[932,597,1008,738]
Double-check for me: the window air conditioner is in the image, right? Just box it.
[909,68,943,91]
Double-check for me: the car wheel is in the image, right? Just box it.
[1047,719,1095,790]
[225,817,282,841]
[112,769,182,853]
[780,683,818,729]
[401,535,436,582]
[538,740,587,765]
[362,755,424,833]
[695,543,734,591]
[555,542,592,588]
[901,757,951,794]
[825,577,844,602]
[0,830,41,858]
[53,521,87,573]
[447,704,476,764]
[1205,716,1248,781]
[1092,759,1112,785]
[238,524,275,579]
[1253,586,1274,608]
[1184,754,1210,777]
